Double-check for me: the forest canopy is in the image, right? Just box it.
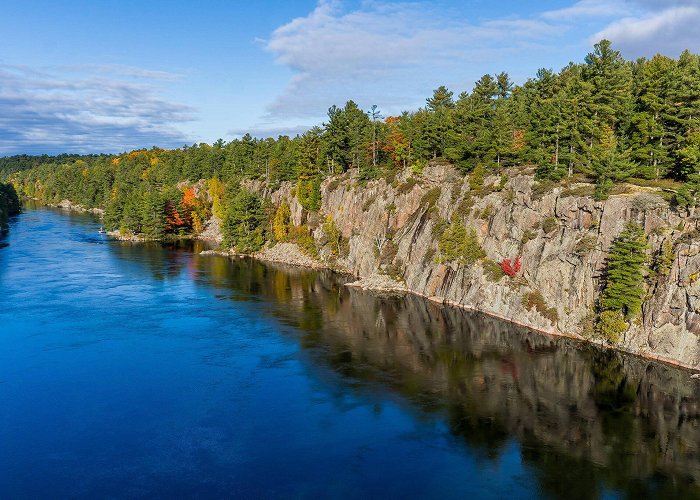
[2,41,700,247]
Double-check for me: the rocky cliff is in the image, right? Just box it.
[246,163,700,370]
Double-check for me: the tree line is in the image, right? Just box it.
[1,40,700,242]
[0,183,20,227]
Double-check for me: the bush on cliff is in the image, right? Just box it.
[596,222,648,343]
[438,220,485,265]
[601,222,648,319]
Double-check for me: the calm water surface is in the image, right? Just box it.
[1,207,699,499]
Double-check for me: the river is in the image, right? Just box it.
[1,206,699,498]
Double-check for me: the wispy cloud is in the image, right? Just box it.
[261,0,700,124]
[542,0,629,20]
[262,0,563,121]
[227,124,311,139]
[0,64,194,155]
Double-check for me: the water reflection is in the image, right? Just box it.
[159,253,700,498]
[45,220,700,498]
[13,207,697,498]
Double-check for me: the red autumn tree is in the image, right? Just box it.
[164,200,185,231]
[500,256,522,277]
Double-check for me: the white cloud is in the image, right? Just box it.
[593,5,700,57]
[0,64,194,155]
[542,0,629,20]
[262,0,563,120]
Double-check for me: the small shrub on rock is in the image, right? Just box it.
[438,220,485,265]
[597,310,627,344]
[542,216,558,234]
[522,291,559,325]
[482,259,505,282]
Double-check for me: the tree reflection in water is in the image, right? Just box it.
[120,243,700,498]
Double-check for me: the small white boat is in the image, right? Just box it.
[98,226,106,234]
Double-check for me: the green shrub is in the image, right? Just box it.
[396,177,418,195]
[380,239,398,265]
[479,204,494,219]
[502,187,515,203]
[420,187,441,209]
[532,179,557,201]
[326,178,341,192]
[323,215,342,256]
[362,194,377,212]
[522,291,559,325]
[601,222,647,319]
[651,240,674,278]
[423,247,436,265]
[574,235,597,255]
[469,164,485,194]
[455,195,474,218]
[521,229,536,246]
[482,259,505,282]
[384,258,405,282]
[296,177,321,211]
[597,310,627,344]
[438,220,485,265]
[431,217,448,239]
[542,216,558,234]
[222,189,268,253]
[411,159,427,176]
[560,184,595,198]
[288,224,318,258]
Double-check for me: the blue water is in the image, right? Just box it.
[1,207,699,499]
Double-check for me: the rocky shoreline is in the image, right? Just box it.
[238,242,700,373]
[51,199,105,216]
[31,163,700,373]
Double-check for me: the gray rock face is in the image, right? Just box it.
[252,165,700,369]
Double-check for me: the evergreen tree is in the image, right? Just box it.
[295,128,323,211]
[629,55,674,179]
[222,189,268,252]
[591,125,636,199]
[601,222,648,319]
[584,40,634,137]
[426,86,455,111]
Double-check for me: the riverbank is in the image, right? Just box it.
[198,240,700,374]
[25,162,700,373]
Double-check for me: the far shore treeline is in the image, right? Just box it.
[1,41,700,249]
[0,183,20,226]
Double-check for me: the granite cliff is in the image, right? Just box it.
[241,163,700,370]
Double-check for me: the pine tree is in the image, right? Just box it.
[591,125,636,199]
[584,40,633,136]
[628,55,674,179]
[601,222,648,319]
[222,189,267,252]
[295,128,323,211]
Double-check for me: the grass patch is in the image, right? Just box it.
[522,291,559,325]
[482,259,505,282]
[396,177,418,195]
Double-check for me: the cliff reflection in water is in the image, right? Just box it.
[115,241,700,498]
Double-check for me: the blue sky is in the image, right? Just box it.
[2,0,699,155]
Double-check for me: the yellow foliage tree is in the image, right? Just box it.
[208,178,225,220]
[272,202,291,241]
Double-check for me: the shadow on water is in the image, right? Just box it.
[111,241,700,499]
